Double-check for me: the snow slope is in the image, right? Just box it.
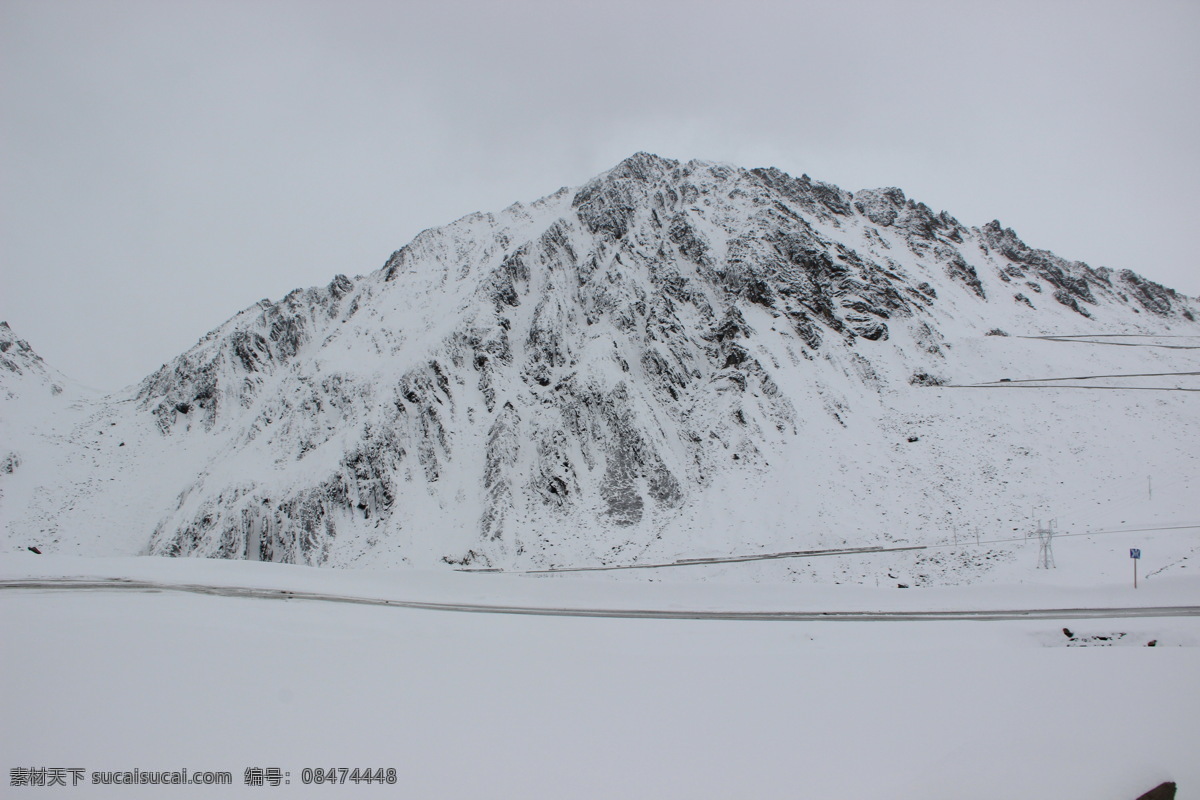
[2,153,1197,577]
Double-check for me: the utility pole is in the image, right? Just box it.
[1035,520,1056,569]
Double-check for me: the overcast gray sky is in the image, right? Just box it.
[3,0,1198,391]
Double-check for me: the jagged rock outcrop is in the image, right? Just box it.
[0,321,65,399]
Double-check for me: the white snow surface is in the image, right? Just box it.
[3,152,1198,799]
[2,552,1198,798]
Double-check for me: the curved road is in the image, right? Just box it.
[2,577,1198,622]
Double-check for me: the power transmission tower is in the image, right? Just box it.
[1034,519,1056,569]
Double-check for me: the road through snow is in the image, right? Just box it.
[3,577,1196,622]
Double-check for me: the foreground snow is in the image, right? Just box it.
[3,553,1197,799]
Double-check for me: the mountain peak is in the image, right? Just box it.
[605,151,680,181]
[6,155,1199,574]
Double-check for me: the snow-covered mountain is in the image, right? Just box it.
[3,153,1198,577]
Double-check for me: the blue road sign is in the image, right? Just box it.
[1130,548,1141,559]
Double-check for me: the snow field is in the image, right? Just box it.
[3,555,1198,799]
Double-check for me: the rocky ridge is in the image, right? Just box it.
[3,154,1198,575]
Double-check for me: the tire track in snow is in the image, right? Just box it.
[978,371,1200,384]
[945,384,1200,392]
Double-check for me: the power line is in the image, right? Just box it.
[488,523,1200,574]
[929,523,1200,550]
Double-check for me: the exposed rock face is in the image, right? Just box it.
[0,321,64,399]
[5,154,1199,570]
[1116,269,1191,317]
[979,220,1114,316]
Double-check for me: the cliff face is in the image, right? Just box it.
[4,154,1198,575]
[1,321,67,400]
